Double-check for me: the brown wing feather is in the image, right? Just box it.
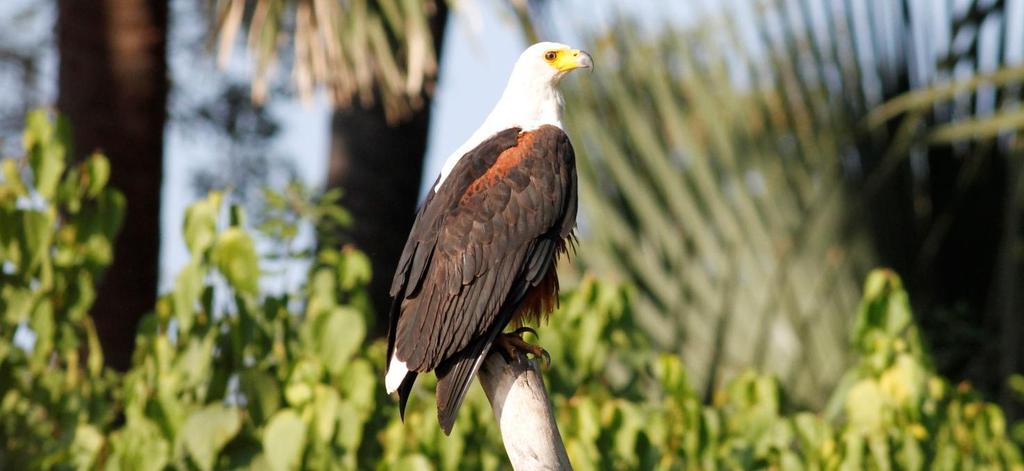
[386,128,521,372]
[386,124,577,433]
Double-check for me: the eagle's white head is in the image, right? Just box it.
[511,41,594,86]
[433,42,592,191]
[488,42,593,131]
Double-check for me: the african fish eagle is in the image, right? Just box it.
[385,42,592,434]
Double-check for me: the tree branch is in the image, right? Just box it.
[477,351,572,471]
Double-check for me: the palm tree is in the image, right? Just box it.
[211,0,448,331]
[57,0,168,371]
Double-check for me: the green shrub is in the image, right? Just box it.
[629,270,1024,470]
[1,112,1021,470]
[0,110,123,468]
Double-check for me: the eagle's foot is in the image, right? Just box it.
[495,328,550,369]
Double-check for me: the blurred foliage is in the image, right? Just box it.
[0,109,124,468]
[563,19,872,407]
[559,2,1024,408]
[2,111,1023,470]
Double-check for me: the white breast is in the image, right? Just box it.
[433,79,564,192]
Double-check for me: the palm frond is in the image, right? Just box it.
[209,0,443,122]
[551,0,1024,404]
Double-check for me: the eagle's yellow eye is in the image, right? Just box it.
[544,51,557,62]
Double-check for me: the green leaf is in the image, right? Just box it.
[899,434,924,470]
[29,300,54,361]
[84,152,110,198]
[846,379,883,433]
[2,158,27,196]
[311,385,340,444]
[182,404,242,471]
[152,388,187,441]
[862,269,893,302]
[263,409,307,471]
[305,269,337,319]
[173,261,204,333]
[70,424,105,470]
[83,233,113,268]
[107,416,171,471]
[794,413,830,451]
[335,402,362,454]
[885,291,912,337]
[23,110,66,198]
[241,369,281,424]
[337,247,371,291]
[17,209,54,275]
[27,126,66,201]
[84,313,104,377]
[314,307,365,375]
[22,109,52,150]
[66,270,96,322]
[96,189,126,240]
[2,285,34,324]
[183,192,222,255]
[392,454,434,471]
[175,337,214,390]
[212,227,260,295]
[284,382,313,407]
[57,166,81,213]
[339,358,376,414]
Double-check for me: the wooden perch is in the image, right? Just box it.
[477,350,573,471]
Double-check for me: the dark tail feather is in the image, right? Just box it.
[435,336,496,435]
[398,372,418,421]
[435,282,531,435]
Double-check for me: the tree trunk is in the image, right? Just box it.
[57,0,168,371]
[326,4,448,336]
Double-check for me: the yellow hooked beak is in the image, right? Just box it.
[551,48,594,72]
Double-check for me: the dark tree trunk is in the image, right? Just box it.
[857,13,1013,406]
[57,0,168,371]
[327,4,448,336]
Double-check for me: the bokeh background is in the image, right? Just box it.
[2,0,1024,469]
